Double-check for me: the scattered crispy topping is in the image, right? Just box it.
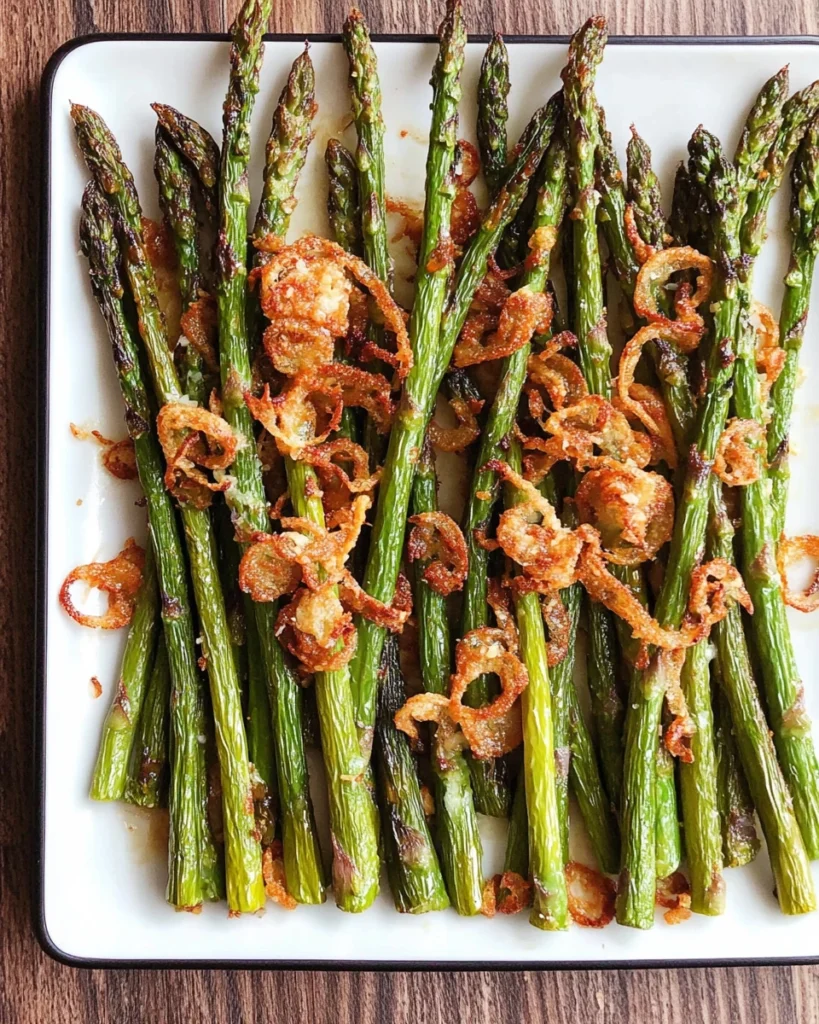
[407,511,469,596]
[714,417,766,486]
[59,538,145,630]
[156,403,238,508]
[777,534,819,613]
[566,861,616,928]
[428,396,483,452]
[454,287,553,368]
[262,840,297,910]
[179,293,219,372]
[656,871,693,925]
[752,301,786,406]
[633,245,713,334]
[71,425,139,481]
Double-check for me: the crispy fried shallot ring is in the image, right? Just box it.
[471,271,512,312]
[617,322,700,442]
[566,861,616,928]
[487,576,519,654]
[526,332,586,413]
[179,293,219,372]
[428,396,483,452]
[633,246,713,332]
[245,377,343,455]
[325,363,395,433]
[543,395,652,469]
[575,459,674,566]
[261,235,412,379]
[275,584,357,672]
[495,872,534,915]
[449,627,528,759]
[525,223,559,273]
[156,402,238,506]
[262,318,335,376]
[656,648,694,763]
[59,538,145,630]
[613,383,678,469]
[71,424,139,480]
[752,301,786,406]
[393,692,468,771]
[624,203,656,266]
[451,187,481,248]
[453,287,553,368]
[339,571,413,632]
[777,534,819,613]
[297,438,381,503]
[407,511,469,597]
[488,461,584,591]
[238,534,303,602]
[713,417,766,486]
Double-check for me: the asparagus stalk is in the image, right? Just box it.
[713,683,760,868]
[216,0,326,903]
[654,742,681,880]
[284,458,380,911]
[707,477,815,913]
[769,112,819,537]
[90,542,160,801]
[326,138,362,256]
[459,126,568,816]
[342,8,391,464]
[769,110,819,523]
[78,180,209,911]
[616,129,742,929]
[678,640,725,914]
[562,21,630,811]
[595,105,640,286]
[503,773,529,878]
[73,106,264,913]
[375,635,449,913]
[154,126,209,405]
[625,126,666,249]
[342,8,390,290]
[252,46,316,246]
[506,440,567,931]
[124,633,171,808]
[732,79,819,858]
[352,0,564,739]
[411,442,484,916]
[151,103,221,216]
[477,33,511,196]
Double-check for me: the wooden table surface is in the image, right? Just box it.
[4,0,819,1019]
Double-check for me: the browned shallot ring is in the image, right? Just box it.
[565,861,616,928]
[245,375,343,455]
[262,318,335,376]
[624,203,656,266]
[449,627,528,726]
[275,585,357,673]
[407,511,469,597]
[777,535,819,613]
[156,402,238,503]
[238,534,302,603]
[339,570,413,632]
[752,300,786,404]
[59,538,145,630]
[296,438,381,497]
[453,287,553,368]
[179,293,219,372]
[633,245,714,331]
[487,576,519,654]
[255,235,413,379]
[428,396,483,452]
[543,395,652,469]
[612,383,678,469]
[575,458,675,566]
[713,417,766,486]
[617,322,701,440]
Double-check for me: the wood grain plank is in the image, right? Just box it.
[2,0,819,1021]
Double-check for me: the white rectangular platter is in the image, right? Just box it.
[41,33,819,967]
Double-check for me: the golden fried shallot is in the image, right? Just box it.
[777,534,819,613]
[566,861,616,928]
[543,395,652,469]
[428,396,483,452]
[339,571,413,632]
[275,585,357,672]
[156,403,238,507]
[179,293,219,372]
[245,376,343,455]
[407,511,469,596]
[633,246,713,332]
[453,287,553,368]
[59,538,145,630]
[713,417,766,486]
[612,383,678,469]
[575,459,674,566]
